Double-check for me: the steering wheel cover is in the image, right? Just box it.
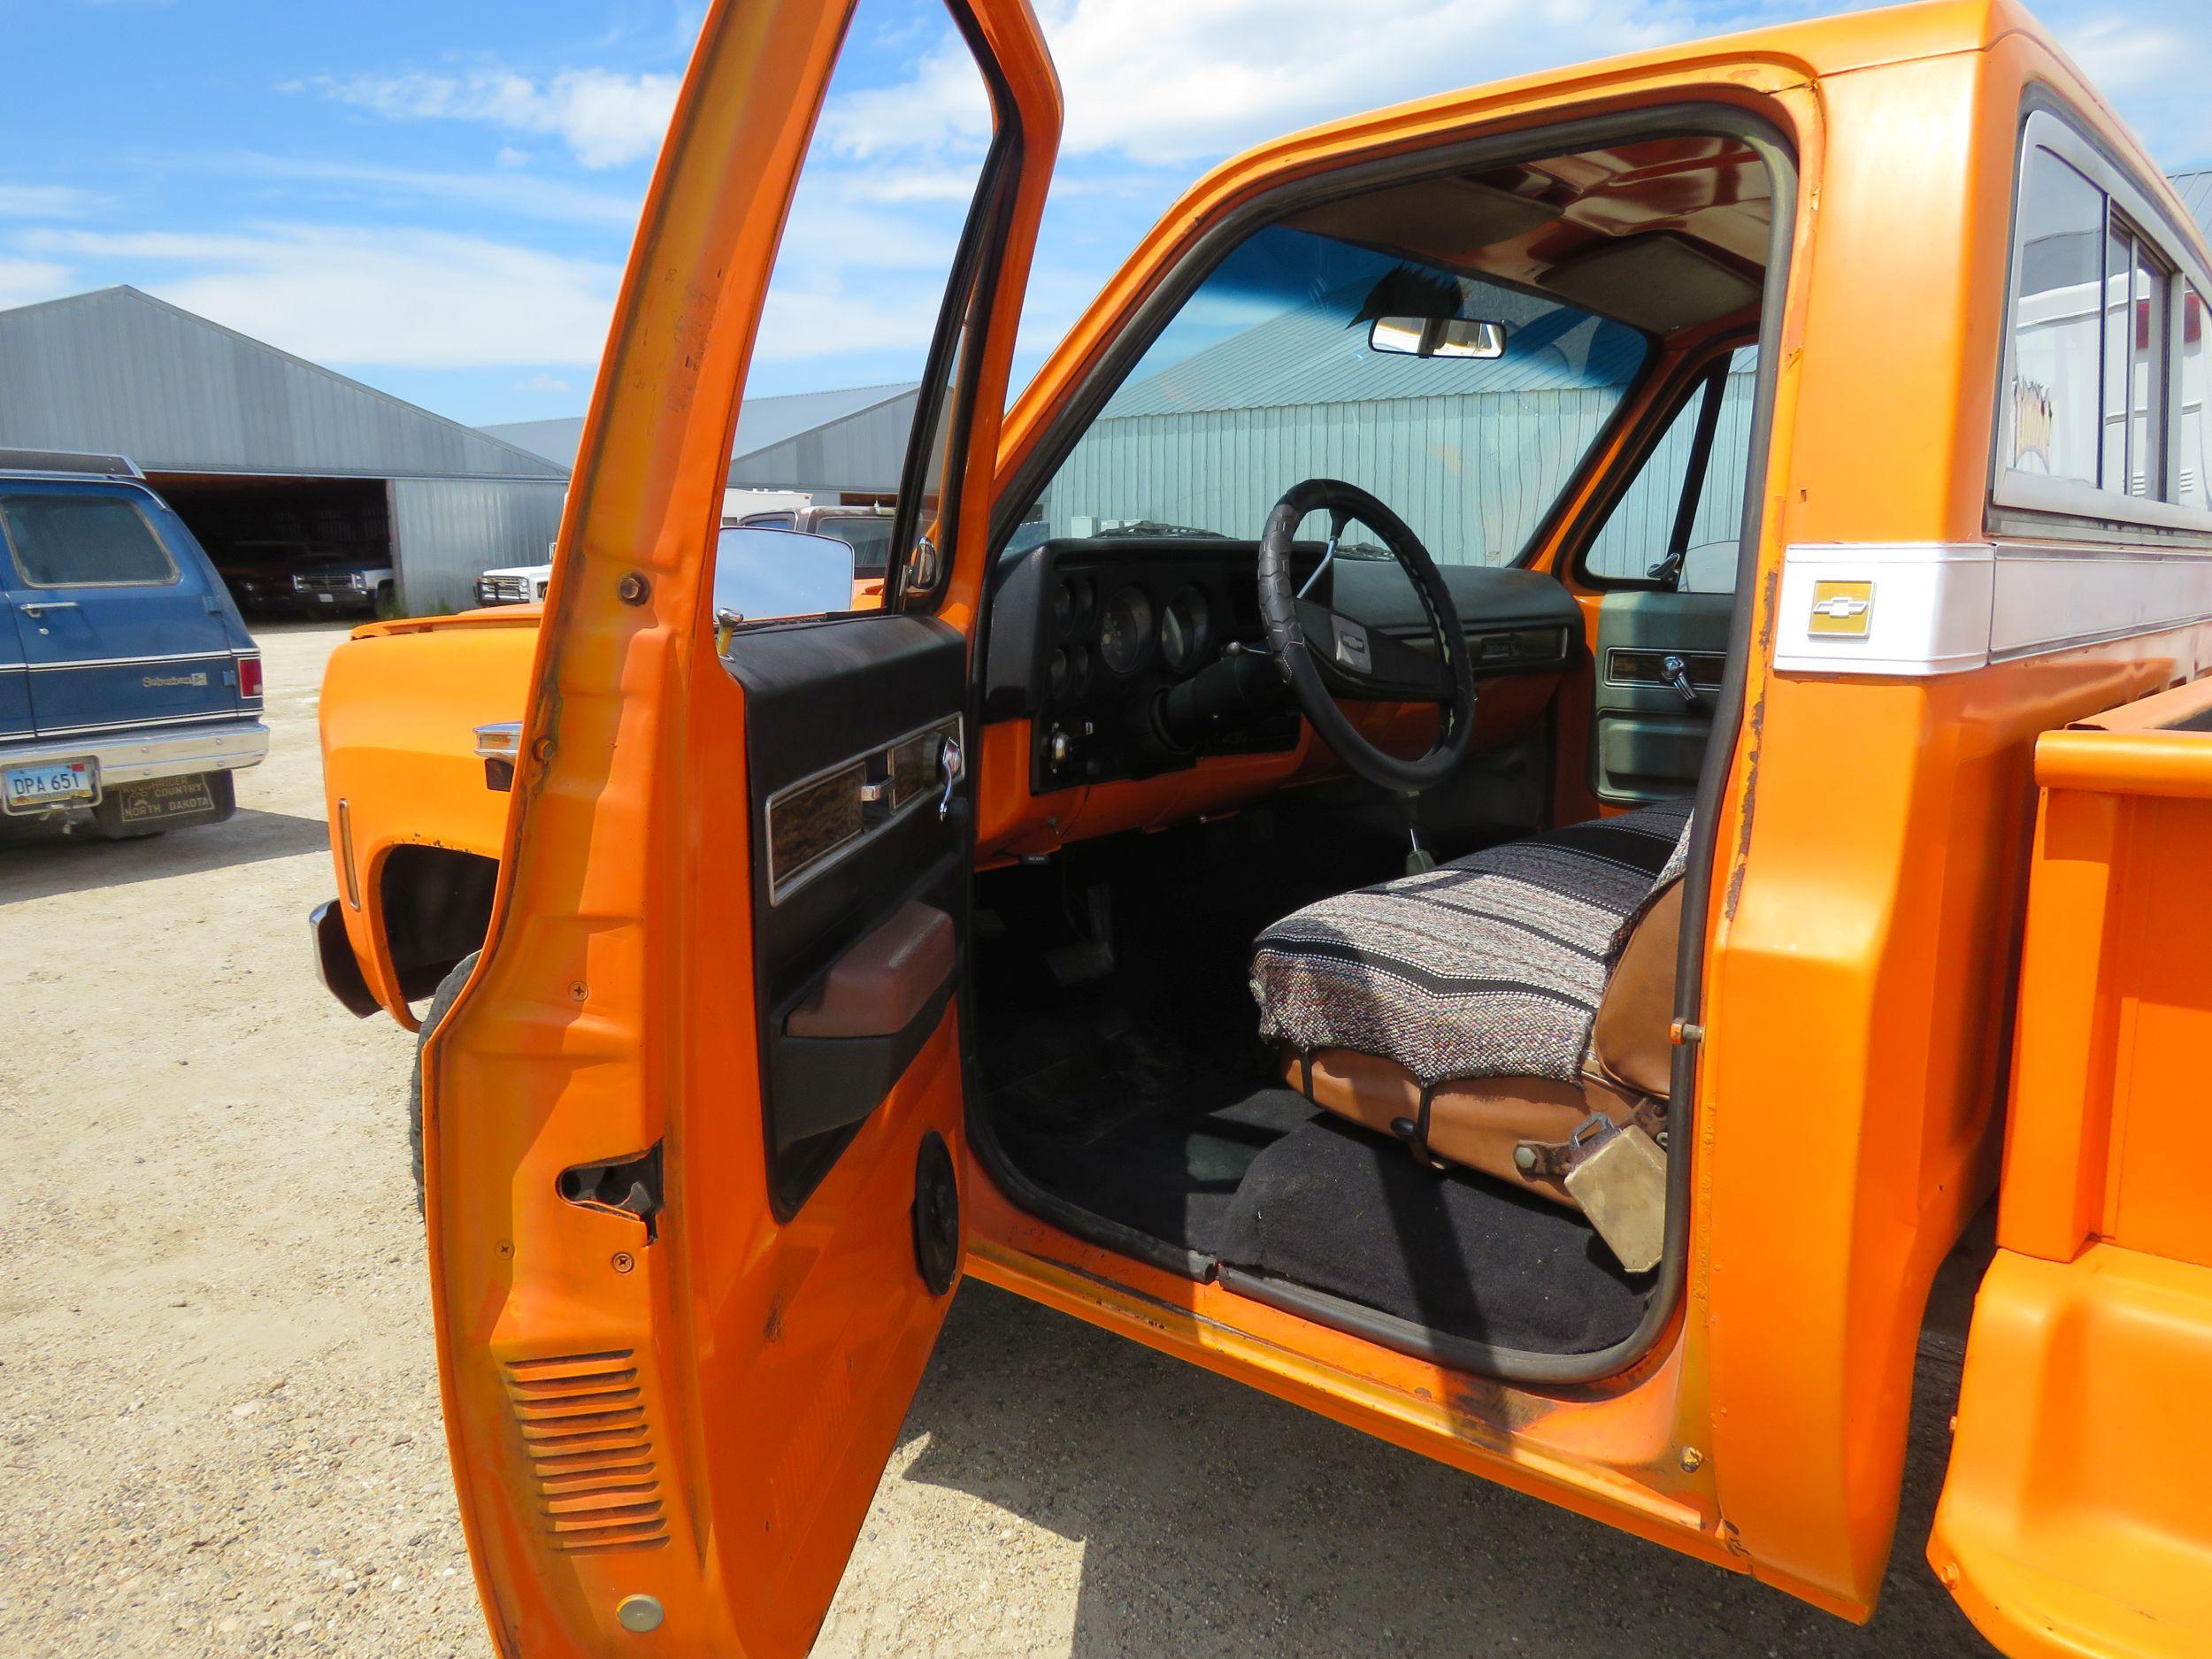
[1257,478,1475,795]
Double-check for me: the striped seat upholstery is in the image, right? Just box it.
[1250,798,1693,1090]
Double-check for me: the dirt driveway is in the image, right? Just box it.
[0,622,1996,1657]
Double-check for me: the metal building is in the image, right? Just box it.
[0,286,569,614]
[483,380,919,500]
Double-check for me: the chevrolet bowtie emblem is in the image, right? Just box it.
[1808,580,1875,637]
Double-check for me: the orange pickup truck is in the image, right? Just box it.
[312,3,2212,1655]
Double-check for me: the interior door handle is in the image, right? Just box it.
[935,734,964,822]
[1660,653,1703,710]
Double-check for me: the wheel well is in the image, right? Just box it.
[380,846,498,1002]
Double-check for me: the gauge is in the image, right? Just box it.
[1052,575,1095,640]
[1048,643,1093,701]
[1097,585,1154,676]
[1159,587,1211,673]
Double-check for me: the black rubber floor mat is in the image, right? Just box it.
[991,1084,1319,1252]
[1207,1118,1654,1356]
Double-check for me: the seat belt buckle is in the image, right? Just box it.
[1561,1114,1667,1273]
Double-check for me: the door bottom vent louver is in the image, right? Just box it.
[503,1349,669,1554]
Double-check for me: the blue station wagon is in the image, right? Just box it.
[0,449,267,837]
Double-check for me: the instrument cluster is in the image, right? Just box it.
[1051,577,1217,688]
[981,541,1291,794]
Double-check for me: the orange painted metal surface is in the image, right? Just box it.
[1934,1246,2212,1659]
[411,0,1064,1652]
[963,1154,1734,1563]
[319,609,542,1025]
[314,0,2212,1652]
[1932,684,2212,1655]
[321,580,886,1025]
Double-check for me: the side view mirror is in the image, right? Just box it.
[1368,315,1508,359]
[710,526,857,646]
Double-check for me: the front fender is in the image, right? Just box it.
[318,611,543,1023]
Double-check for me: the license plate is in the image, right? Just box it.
[3,758,97,812]
[115,773,216,824]
[316,593,336,604]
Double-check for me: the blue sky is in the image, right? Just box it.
[1,0,2206,430]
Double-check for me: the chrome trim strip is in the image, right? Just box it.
[1602,644,1726,689]
[0,718,268,785]
[764,713,962,904]
[24,649,234,672]
[25,710,262,739]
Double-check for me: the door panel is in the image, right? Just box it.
[729,613,969,1213]
[418,2,1059,1655]
[1589,590,1732,803]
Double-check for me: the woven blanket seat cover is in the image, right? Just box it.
[1250,798,1693,1087]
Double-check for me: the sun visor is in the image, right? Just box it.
[1543,234,1761,334]
[1290,176,1560,259]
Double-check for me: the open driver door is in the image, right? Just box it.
[418,3,1061,1653]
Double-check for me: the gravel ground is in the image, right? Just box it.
[0,621,1997,1657]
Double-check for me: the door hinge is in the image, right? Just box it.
[557,1142,664,1242]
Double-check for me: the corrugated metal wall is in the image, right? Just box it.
[1044,370,1757,579]
[1586,366,1758,581]
[390,479,568,614]
[1042,389,1625,565]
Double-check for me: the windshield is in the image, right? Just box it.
[1025,223,1650,565]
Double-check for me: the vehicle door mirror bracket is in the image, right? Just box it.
[903,536,941,597]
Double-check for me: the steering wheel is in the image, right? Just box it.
[1256,478,1475,795]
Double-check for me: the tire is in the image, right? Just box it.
[410,951,480,1216]
[373,581,402,621]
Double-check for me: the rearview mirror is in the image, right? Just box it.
[1368,316,1507,359]
[710,526,857,643]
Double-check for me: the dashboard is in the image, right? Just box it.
[983,536,1582,795]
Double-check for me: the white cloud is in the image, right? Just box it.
[837,0,1690,167]
[514,371,572,394]
[0,257,74,310]
[313,67,680,169]
[0,183,96,219]
[20,225,618,367]
[211,151,642,227]
[742,170,972,367]
[2054,15,2190,96]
